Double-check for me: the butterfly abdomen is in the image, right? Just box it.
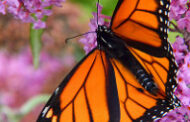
[135,69,158,95]
[117,49,158,95]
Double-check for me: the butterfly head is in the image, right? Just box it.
[96,25,127,55]
[97,25,110,33]
[96,25,114,48]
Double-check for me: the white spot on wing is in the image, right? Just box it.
[42,106,50,117]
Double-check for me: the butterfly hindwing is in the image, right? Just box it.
[111,59,177,121]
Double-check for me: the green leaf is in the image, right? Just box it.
[20,94,50,115]
[0,94,50,122]
[73,43,85,62]
[70,0,118,16]
[168,20,183,43]
[29,24,43,68]
[29,11,49,68]
[168,31,183,43]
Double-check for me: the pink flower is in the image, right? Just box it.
[0,48,64,108]
[172,36,188,65]
[0,0,65,29]
[177,11,190,32]
[158,105,190,122]
[170,0,187,20]
[0,1,6,15]
[33,20,46,29]
[174,53,190,106]
[159,37,190,121]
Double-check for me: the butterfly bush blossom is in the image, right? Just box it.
[0,0,65,29]
[158,0,190,121]
[80,2,190,121]
[159,38,190,121]
[170,0,190,32]
[0,48,64,108]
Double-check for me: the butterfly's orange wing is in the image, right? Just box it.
[111,0,169,49]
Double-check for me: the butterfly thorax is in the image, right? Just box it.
[97,25,113,48]
[96,25,124,54]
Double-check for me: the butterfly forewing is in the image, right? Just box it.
[111,0,170,49]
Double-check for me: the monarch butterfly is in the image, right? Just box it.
[37,0,181,121]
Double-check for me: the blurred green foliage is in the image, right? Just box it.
[70,0,118,16]
[30,10,50,68]
[0,95,50,122]
[168,31,183,43]
[168,20,183,43]
[30,25,43,68]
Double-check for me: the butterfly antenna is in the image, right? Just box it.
[65,31,95,43]
[97,0,100,26]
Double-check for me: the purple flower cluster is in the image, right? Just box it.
[79,4,111,54]
[0,0,65,29]
[158,105,190,122]
[170,0,190,32]
[158,37,190,121]
[172,36,188,64]
[175,52,190,106]
[169,0,187,20]
[0,48,64,108]
[159,0,190,121]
